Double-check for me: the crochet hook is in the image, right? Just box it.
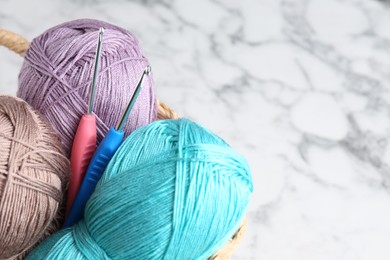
[63,65,151,228]
[65,27,104,216]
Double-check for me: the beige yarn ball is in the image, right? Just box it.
[0,95,69,259]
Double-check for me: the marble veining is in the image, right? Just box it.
[1,0,390,259]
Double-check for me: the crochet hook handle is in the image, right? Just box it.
[65,115,96,215]
[63,127,124,228]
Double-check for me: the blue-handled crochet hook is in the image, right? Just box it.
[63,66,152,228]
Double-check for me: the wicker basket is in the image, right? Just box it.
[0,28,247,260]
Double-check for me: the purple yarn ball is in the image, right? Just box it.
[18,19,157,156]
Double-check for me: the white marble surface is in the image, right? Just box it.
[2,0,390,259]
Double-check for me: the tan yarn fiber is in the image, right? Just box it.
[0,95,69,259]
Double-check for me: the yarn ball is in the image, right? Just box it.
[18,18,157,156]
[0,95,69,259]
[27,118,253,259]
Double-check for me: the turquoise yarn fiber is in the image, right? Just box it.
[27,118,253,259]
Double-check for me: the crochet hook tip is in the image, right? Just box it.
[87,27,104,114]
[145,65,151,76]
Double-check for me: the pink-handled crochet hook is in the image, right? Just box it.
[65,27,104,216]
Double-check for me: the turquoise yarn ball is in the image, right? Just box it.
[27,118,253,259]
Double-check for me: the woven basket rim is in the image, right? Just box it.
[0,28,247,260]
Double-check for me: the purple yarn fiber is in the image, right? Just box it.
[18,19,157,156]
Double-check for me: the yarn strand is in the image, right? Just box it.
[27,118,253,260]
[0,95,69,259]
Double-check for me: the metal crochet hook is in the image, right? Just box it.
[88,27,104,114]
[65,27,104,216]
[64,66,152,228]
[116,65,151,130]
